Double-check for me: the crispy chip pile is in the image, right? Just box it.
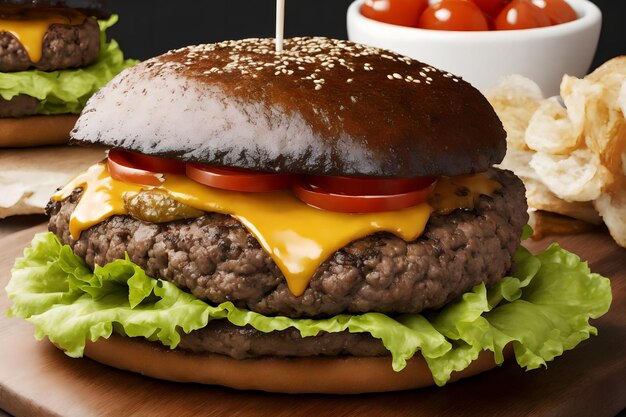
[488,57,626,248]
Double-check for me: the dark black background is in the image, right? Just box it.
[108,0,625,70]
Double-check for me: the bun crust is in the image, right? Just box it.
[79,334,506,394]
[0,115,77,147]
[0,0,111,18]
[72,38,506,178]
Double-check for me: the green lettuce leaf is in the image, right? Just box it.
[6,232,612,386]
[0,16,138,115]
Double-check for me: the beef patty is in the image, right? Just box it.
[0,94,39,117]
[48,168,528,318]
[178,320,389,359]
[0,16,100,72]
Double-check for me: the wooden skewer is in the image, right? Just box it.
[275,0,285,52]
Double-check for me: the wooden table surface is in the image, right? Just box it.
[0,216,625,417]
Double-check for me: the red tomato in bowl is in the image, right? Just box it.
[469,0,508,18]
[418,0,490,31]
[495,0,551,30]
[361,0,428,27]
[531,0,577,24]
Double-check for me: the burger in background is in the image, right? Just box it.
[6,38,612,393]
[0,0,136,147]
[0,0,136,219]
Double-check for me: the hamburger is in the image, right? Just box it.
[0,0,135,147]
[6,37,612,394]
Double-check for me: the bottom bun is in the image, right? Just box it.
[77,334,507,394]
[0,115,78,147]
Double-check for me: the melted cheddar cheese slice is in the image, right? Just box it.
[0,9,84,63]
[54,163,500,296]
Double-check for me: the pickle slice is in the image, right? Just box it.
[124,190,204,223]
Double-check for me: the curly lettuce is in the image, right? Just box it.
[6,231,612,386]
[0,16,138,114]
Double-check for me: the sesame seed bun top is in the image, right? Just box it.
[71,37,506,178]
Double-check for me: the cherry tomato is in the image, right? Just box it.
[186,164,294,193]
[531,0,576,24]
[418,0,490,31]
[360,0,428,27]
[292,178,436,213]
[306,175,436,196]
[107,149,165,186]
[495,0,551,30]
[469,0,508,18]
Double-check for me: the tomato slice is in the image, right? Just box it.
[186,164,294,193]
[107,149,165,186]
[360,0,429,27]
[495,0,551,30]
[418,0,490,31]
[293,179,435,213]
[126,151,186,175]
[306,175,436,196]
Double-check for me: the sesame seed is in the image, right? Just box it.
[169,37,432,87]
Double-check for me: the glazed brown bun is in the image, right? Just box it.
[0,0,111,18]
[81,335,510,394]
[0,115,78,147]
[71,37,506,178]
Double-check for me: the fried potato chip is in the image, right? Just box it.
[498,148,603,224]
[486,75,544,151]
[618,82,626,177]
[562,58,626,176]
[530,149,614,202]
[583,91,626,175]
[525,178,603,225]
[560,75,601,141]
[525,97,580,155]
[594,177,626,248]
[619,81,626,116]
[587,56,626,97]
[497,148,536,180]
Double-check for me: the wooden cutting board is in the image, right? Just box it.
[1,224,625,417]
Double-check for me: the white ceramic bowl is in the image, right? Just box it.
[347,0,601,95]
